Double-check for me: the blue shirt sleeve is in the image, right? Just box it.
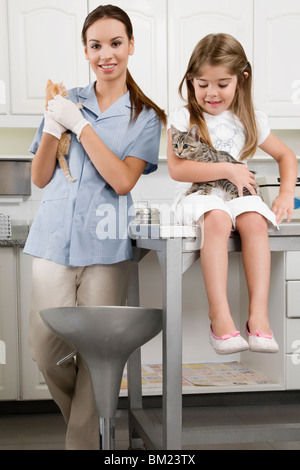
[127,110,162,175]
[29,118,44,154]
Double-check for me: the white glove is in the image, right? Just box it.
[43,110,67,140]
[47,95,90,141]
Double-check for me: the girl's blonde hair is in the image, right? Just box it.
[82,4,166,126]
[179,33,257,161]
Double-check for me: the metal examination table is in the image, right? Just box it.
[126,223,300,450]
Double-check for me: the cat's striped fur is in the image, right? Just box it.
[171,124,261,201]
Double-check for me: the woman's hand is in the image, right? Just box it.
[43,111,67,140]
[226,163,257,197]
[272,192,295,224]
[47,95,90,141]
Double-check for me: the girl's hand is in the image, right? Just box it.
[271,192,295,224]
[227,163,257,197]
[47,95,90,141]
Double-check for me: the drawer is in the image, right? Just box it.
[285,355,300,389]
[286,252,300,279]
[286,281,300,317]
[286,318,300,353]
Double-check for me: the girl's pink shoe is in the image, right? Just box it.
[245,322,279,353]
[209,325,249,355]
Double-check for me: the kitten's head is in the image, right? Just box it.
[171,124,202,158]
[45,79,68,108]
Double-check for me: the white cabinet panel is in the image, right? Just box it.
[168,0,253,110]
[0,248,18,400]
[0,0,9,114]
[19,252,51,399]
[8,0,89,115]
[89,0,168,112]
[286,281,300,318]
[286,251,300,279]
[254,0,300,119]
[286,319,300,353]
[286,355,300,389]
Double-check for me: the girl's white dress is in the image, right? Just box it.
[168,107,278,230]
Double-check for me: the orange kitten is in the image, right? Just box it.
[46,79,77,182]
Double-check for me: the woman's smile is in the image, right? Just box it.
[99,63,117,72]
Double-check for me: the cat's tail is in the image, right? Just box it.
[57,154,77,182]
[57,133,77,182]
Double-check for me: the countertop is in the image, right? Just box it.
[0,224,29,247]
[1,222,299,249]
[130,221,300,239]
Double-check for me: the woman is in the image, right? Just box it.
[24,5,166,450]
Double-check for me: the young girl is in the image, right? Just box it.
[167,33,297,356]
[24,5,166,450]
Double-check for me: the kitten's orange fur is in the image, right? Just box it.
[46,79,76,182]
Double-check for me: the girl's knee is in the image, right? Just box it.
[204,210,232,234]
[236,212,268,234]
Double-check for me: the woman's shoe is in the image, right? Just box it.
[245,322,279,353]
[209,325,249,355]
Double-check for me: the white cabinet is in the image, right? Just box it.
[0,248,51,401]
[168,0,253,111]
[7,0,89,114]
[18,252,51,399]
[253,0,300,127]
[1,0,300,125]
[0,0,9,114]
[286,282,300,318]
[285,251,300,279]
[285,251,300,389]
[89,0,168,112]
[0,248,18,400]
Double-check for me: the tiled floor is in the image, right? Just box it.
[1,403,300,450]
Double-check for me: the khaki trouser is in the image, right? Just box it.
[29,257,130,450]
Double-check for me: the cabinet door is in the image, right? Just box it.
[88,0,168,112]
[168,0,253,111]
[0,0,9,114]
[0,248,18,400]
[18,252,51,399]
[7,0,89,115]
[254,0,300,122]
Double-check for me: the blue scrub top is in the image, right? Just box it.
[24,82,162,266]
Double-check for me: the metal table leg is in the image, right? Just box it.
[157,237,183,450]
[127,248,148,449]
[128,240,183,450]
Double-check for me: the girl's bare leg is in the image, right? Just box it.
[235,212,272,335]
[200,210,236,337]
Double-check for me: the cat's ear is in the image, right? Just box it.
[170,125,179,137]
[46,79,54,108]
[189,124,201,140]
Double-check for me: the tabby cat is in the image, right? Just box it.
[46,79,79,182]
[171,124,261,201]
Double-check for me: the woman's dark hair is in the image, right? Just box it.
[82,4,166,125]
